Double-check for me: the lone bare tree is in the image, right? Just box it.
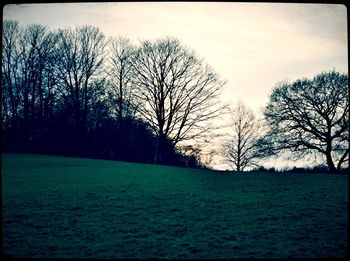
[261,70,349,171]
[132,37,225,164]
[223,102,263,171]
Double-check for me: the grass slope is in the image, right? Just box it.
[2,153,348,259]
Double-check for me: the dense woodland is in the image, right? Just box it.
[2,20,225,168]
[2,20,349,171]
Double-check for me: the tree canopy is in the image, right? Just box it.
[132,37,225,164]
[2,20,223,168]
[260,70,349,171]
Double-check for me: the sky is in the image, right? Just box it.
[3,2,348,170]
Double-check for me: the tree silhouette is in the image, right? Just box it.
[2,21,57,151]
[223,102,264,171]
[107,36,139,122]
[132,37,225,164]
[2,20,22,147]
[54,26,106,153]
[54,26,106,128]
[261,70,349,171]
[2,21,213,168]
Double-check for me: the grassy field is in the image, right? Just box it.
[2,153,348,259]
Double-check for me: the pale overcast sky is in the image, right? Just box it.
[3,2,348,169]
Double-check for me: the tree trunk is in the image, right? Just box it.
[337,149,349,170]
[153,139,159,164]
[154,133,166,165]
[325,151,336,171]
[154,138,162,165]
[324,136,336,171]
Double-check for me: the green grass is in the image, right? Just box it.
[2,153,348,259]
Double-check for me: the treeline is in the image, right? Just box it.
[3,21,348,172]
[251,165,348,175]
[2,20,224,168]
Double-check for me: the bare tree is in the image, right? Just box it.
[19,24,57,142]
[2,20,22,132]
[261,70,349,171]
[2,21,57,147]
[54,25,106,131]
[132,37,225,164]
[222,102,263,171]
[107,36,138,122]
